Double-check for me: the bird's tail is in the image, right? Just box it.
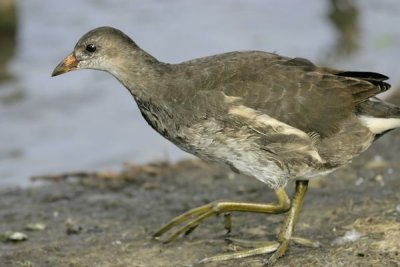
[356,98,400,136]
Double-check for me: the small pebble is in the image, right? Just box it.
[354,177,364,186]
[66,225,83,235]
[396,204,400,213]
[374,174,385,187]
[8,232,28,242]
[25,222,46,231]
[331,229,362,246]
[112,240,122,245]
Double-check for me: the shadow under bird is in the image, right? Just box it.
[52,26,400,266]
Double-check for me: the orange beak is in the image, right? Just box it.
[51,53,79,77]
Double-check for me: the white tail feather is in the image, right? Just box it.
[358,115,400,134]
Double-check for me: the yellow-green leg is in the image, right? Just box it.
[154,187,291,243]
[265,180,309,265]
[198,180,314,266]
[154,181,314,266]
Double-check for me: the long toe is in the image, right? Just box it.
[198,243,280,264]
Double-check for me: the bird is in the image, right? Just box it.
[52,26,400,266]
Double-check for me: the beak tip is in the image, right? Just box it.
[51,52,78,77]
[51,67,63,77]
[51,68,63,77]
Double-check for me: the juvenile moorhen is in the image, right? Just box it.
[52,26,400,266]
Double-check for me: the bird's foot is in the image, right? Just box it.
[198,236,319,266]
[153,188,291,243]
[153,202,223,243]
[153,181,309,266]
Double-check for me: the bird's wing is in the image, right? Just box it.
[215,56,390,137]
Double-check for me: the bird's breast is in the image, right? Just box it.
[136,99,178,140]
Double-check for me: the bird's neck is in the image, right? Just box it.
[108,49,171,101]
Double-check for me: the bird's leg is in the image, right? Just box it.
[153,187,291,243]
[265,180,310,265]
[199,180,316,266]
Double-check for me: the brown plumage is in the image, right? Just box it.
[52,26,400,266]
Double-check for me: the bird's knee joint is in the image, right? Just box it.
[279,201,291,212]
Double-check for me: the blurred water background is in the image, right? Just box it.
[0,0,399,187]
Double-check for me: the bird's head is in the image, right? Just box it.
[52,26,138,77]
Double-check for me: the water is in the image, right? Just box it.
[1,0,399,187]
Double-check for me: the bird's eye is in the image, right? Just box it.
[85,44,96,53]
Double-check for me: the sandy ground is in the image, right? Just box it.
[1,96,400,267]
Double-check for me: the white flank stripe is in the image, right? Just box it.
[228,105,309,138]
[358,115,400,134]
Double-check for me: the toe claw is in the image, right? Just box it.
[184,224,199,236]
